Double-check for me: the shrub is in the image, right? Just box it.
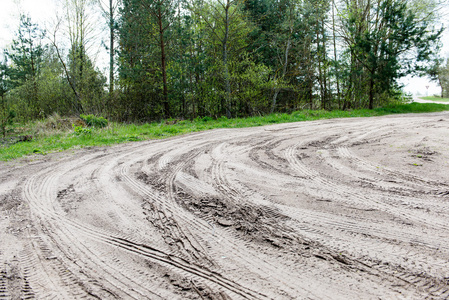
[201,116,213,122]
[80,114,108,128]
[72,124,92,135]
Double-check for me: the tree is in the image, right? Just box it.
[50,0,106,115]
[438,59,449,98]
[141,0,176,118]
[191,0,252,117]
[118,0,177,120]
[98,0,121,110]
[0,59,8,99]
[269,0,295,113]
[0,58,15,137]
[244,0,331,111]
[5,14,46,118]
[331,0,342,108]
[340,0,442,108]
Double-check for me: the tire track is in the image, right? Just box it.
[120,159,272,299]
[2,113,448,299]
[210,128,449,297]
[121,141,340,299]
[285,143,449,231]
[21,154,170,299]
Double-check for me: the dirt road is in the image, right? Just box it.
[413,97,449,105]
[1,112,449,299]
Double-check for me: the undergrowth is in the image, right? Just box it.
[1,102,448,161]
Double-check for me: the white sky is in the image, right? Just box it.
[0,0,56,47]
[0,0,448,96]
[0,0,108,72]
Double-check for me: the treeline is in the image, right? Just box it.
[0,0,446,122]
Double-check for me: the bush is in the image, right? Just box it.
[201,116,213,122]
[72,124,92,135]
[80,114,108,128]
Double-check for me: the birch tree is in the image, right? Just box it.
[50,0,105,114]
[98,0,121,107]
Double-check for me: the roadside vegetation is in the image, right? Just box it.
[1,0,447,125]
[1,1,448,162]
[1,102,448,161]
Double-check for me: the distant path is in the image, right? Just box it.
[413,97,449,105]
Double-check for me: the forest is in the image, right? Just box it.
[0,0,448,123]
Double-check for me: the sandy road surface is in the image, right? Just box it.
[413,98,449,105]
[1,112,449,299]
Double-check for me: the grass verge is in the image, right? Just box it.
[419,96,449,102]
[1,102,449,161]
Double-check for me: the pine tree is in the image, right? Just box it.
[5,14,46,117]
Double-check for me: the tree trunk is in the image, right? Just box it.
[332,0,341,109]
[438,76,444,98]
[223,1,232,118]
[317,31,325,110]
[109,0,115,110]
[28,36,39,111]
[51,32,83,114]
[1,94,5,137]
[321,19,328,110]
[158,6,170,118]
[271,36,291,114]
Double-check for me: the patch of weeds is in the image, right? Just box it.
[126,135,140,141]
[72,124,93,135]
[80,114,108,128]
[33,148,45,155]
[194,116,214,123]
[162,126,180,134]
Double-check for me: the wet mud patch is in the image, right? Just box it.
[0,259,34,300]
[56,184,83,213]
[182,158,200,179]
[175,188,309,249]
[410,146,439,162]
[0,190,22,211]
[163,271,234,300]
[306,135,339,148]
[136,171,167,193]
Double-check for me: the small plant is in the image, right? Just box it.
[33,148,45,155]
[72,124,92,135]
[80,114,108,128]
[201,116,213,122]
[125,134,140,141]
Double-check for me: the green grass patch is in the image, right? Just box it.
[1,102,448,161]
[419,96,449,102]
